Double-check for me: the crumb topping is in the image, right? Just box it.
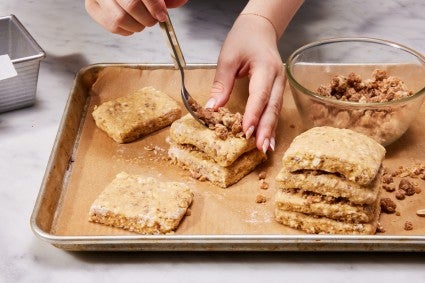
[404,221,413,231]
[399,179,416,196]
[380,197,396,214]
[395,189,406,200]
[188,98,244,140]
[255,194,267,203]
[317,69,413,103]
[260,181,269,190]
[258,171,267,180]
[311,70,415,144]
[380,163,425,234]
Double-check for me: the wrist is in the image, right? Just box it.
[234,13,278,43]
[241,0,304,39]
[239,13,279,40]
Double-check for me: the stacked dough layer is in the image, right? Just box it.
[168,114,267,188]
[274,126,386,235]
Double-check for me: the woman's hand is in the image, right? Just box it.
[85,0,188,35]
[207,14,286,153]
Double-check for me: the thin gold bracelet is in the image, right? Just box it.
[239,13,279,39]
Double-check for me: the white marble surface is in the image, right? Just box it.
[1,0,425,282]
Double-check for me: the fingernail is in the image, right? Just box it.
[245,126,255,139]
[156,11,167,22]
[205,98,216,109]
[262,138,270,154]
[270,137,276,151]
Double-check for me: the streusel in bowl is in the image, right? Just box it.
[285,37,425,146]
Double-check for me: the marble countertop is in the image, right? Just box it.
[1,0,425,282]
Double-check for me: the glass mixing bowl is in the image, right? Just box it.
[285,37,425,146]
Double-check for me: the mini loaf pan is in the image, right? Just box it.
[0,14,45,113]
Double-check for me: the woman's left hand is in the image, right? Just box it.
[206,14,286,153]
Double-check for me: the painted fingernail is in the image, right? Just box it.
[245,126,255,139]
[270,137,276,151]
[205,98,216,109]
[262,138,270,154]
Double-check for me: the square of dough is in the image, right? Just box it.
[88,172,193,234]
[168,142,266,188]
[274,205,380,235]
[169,114,257,167]
[275,167,382,205]
[281,126,386,186]
[274,188,380,223]
[92,86,181,143]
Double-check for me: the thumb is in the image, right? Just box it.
[207,59,237,109]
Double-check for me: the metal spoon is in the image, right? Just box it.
[159,12,206,127]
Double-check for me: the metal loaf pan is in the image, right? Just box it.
[0,14,45,113]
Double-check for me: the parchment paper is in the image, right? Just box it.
[52,66,425,236]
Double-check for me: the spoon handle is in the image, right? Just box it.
[159,12,186,70]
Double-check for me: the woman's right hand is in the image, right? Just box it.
[85,0,188,36]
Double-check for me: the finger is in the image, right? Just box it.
[116,0,157,27]
[88,0,145,34]
[142,0,167,22]
[255,70,285,152]
[165,0,188,8]
[242,64,274,134]
[207,55,238,110]
[114,27,136,36]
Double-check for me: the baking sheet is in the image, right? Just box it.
[31,64,425,251]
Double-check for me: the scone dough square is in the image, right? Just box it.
[168,142,266,188]
[88,172,193,234]
[282,126,386,185]
[169,114,257,167]
[274,206,380,235]
[275,167,382,205]
[274,188,380,223]
[92,86,181,143]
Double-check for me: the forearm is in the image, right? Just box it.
[241,0,304,39]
